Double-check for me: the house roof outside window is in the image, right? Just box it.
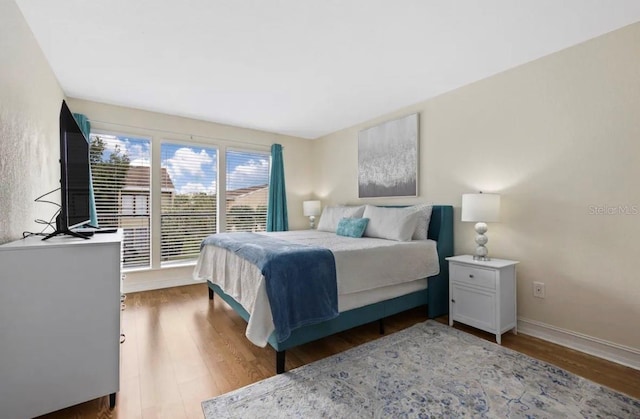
[122,166,175,193]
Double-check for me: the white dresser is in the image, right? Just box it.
[446,255,518,344]
[0,231,122,419]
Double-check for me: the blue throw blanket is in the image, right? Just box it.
[201,232,338,342]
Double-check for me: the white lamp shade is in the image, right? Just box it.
[303,200,321,217]
[461,193,500,222]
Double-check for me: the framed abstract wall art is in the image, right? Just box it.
[358,113,418,198]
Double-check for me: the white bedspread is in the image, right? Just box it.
[193,230,439,346]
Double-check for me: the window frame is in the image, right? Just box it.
[88,131,272,272]
[159,139,219,267]
[225,146,271,233]
[88,129,153,271]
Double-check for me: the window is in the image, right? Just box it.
[135,195,148,215]
[90,133,269,270]
[226,149,270,232]
[121,194,148,215]
[160,143,217,264]
[122,195,134,215]
[89,133,151,268]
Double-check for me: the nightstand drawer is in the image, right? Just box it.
[450,263,496,289]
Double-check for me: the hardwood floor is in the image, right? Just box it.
[38,283,639,418]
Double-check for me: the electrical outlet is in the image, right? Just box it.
[533,281,545,298]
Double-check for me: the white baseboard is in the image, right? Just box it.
[123,277,206,293]
[518,317,640,370]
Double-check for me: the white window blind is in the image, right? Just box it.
[225,149,270,232]
[89,133,151,268]
[160,143,217,265]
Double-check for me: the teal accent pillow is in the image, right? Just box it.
[336,217,369,238]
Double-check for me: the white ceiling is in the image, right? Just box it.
[15,1,640,139]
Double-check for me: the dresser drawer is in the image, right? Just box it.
[450,263,496,289]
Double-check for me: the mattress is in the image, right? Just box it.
[194,230,439,346]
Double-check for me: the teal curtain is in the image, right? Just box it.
[266,144,288,231]
[72,113,99,228]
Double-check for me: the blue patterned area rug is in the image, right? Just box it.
[202,321,639,418]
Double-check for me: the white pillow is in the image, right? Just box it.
[362,205,420,241]
[316,205,365,232]
[410,204,433,240]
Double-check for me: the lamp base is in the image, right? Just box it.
[473,222,490,261]
[309,215,316,230]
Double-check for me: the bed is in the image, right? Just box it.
[194,205,453,373]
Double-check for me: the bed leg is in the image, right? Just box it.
[276,351,286,374]
[208,287,214,300]
[379,319,385,335]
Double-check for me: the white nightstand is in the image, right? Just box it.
[446,255,519,344]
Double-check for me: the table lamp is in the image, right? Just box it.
[461,192,500,261]
[303,200,321,229]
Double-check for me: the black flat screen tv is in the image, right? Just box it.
[43,100,92,240]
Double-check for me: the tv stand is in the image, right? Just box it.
[42,214,92,241]
[42,228,91,241]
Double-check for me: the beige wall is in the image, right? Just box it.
[67,99,314,290]
[0,0,65,244]
[312,23,640,350]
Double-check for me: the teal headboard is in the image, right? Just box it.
[428,205,454,256]
[426,205,454,317]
